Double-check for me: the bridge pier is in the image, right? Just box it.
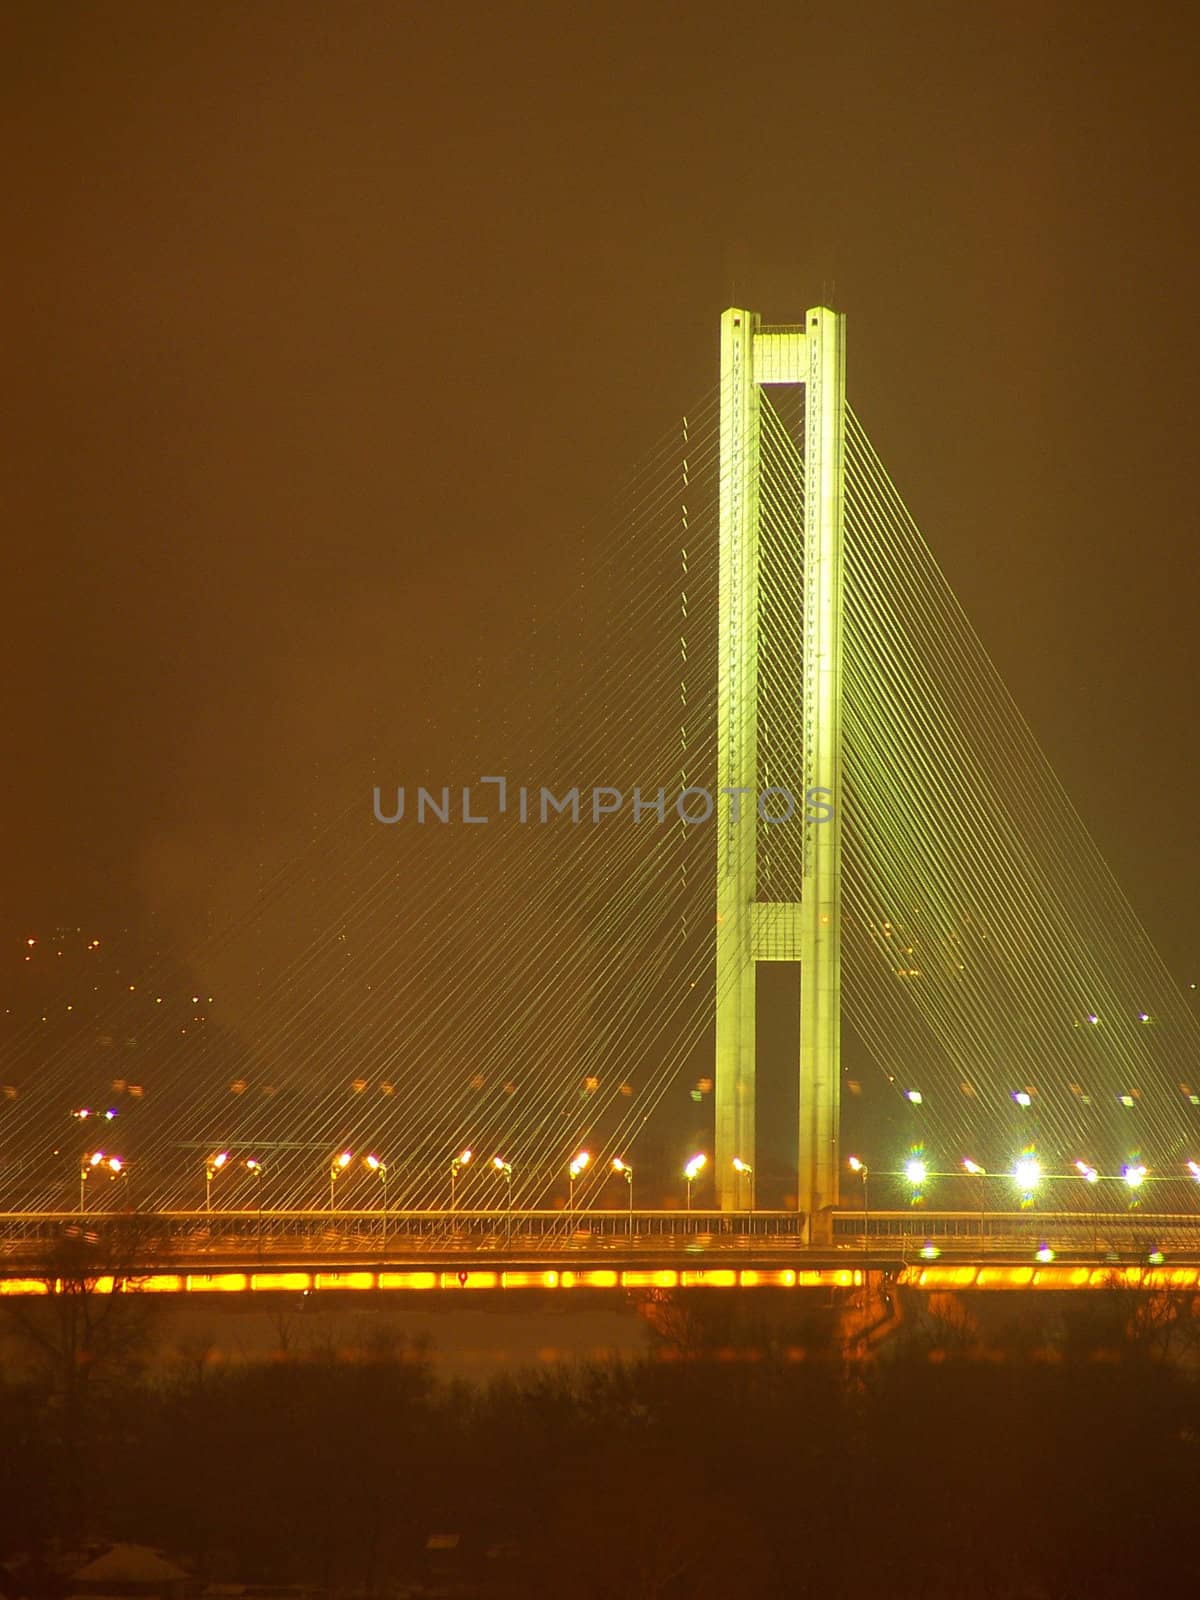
[715,305,846,1218]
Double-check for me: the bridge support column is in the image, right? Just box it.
[714,304,846,1226]
[798,307,846,1230]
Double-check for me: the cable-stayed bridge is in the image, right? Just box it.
[4,301,1200,1281]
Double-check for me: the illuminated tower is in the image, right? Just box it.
[714,306,845,1233]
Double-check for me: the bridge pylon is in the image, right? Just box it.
[714,306,846,1234]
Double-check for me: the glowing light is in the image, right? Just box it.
[209,1151,229,1172]
[962,1158,985,1176]
[684,1153,707,1181]
[904,1158,928,1188]
[492,1157,512,1178]
[1087,1013,1099,1025]
[1148,1249,1165,1265]
[1036,1244,1055,1263]
[1011,1090,1032,1108]
[612,1157,632,1176]
[920,1241,940,1260]
[245,1158,262,1173]
[364,1154,385,1172]
[847,1155,866,1174]
[568,1150,591,1179]
[333,1150,352,1171]
[1138,1012,1151,1023]
[1188,1161,1200,1183]
[732,1157,752,1174]
[1122,1163,1147,1191]
[904,1089,923,1104]
[1074,1161,1099,1184]
[1013,1156,1041,1194]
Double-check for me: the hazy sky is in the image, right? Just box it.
[4,0,1198,989]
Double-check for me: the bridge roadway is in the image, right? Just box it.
[3,1208,1200,1295]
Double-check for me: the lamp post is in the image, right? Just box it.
[568,1150,590,1217]
[330,1149,352,1213]
[246,1158,264,1251]
[848,1156,869,1252]
[613,1158,633,1239]
[205,1150,229,1214]
[962,1159,986,1248]
[365,1155,387,1248]
[732,1157,754,1212]
[684,1153,706,1213]
[1075,1160,1100,1254]
[492,1157,513,1242]
[449,1148,472,1211]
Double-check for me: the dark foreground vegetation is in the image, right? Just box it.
[3,1246,1200,1599]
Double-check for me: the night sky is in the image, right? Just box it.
[4,3,1198,1048]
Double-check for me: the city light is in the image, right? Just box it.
[732,1157,752,1173]
[1188,1161,1200,1183]
[612,1157,632,1177]
[1122,1163,1147,1191]
[1012,1155,1041,1195]
[904,1089,923,1104]
[904,1157,928,1189]
[492,1157,513,1178]
[568,1150,591,1180]
[1011,1090,1032,1108]
[847,1155,866,1174]
[1075,1161,1099,1184]
[364,1154,385,1173]
[1036,1244,1055,1263]
[962,1158,985,1176]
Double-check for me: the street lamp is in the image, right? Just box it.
[330,1149,352,1212]
[684,1153,706,1212]
[449,1148,472,1211]
[1013,1154,1041,1204]
[364,1155,387,1246]
[904,1156,928,1194]
[492,1157,513,1241]
[568,1150,591,1216]
[848,1156,869,1247]
[732,1156,754,1211]
[962,1159,987,1245]
[246,1158,264,1250]
[79,1150,122,1214]
[1122,1163,1147,1206]
[1075,1160,1100,1253]
[205,1150,230,1214]
[612,1158,633,1237]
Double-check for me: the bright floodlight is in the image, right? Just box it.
[1122,1163,1147,1190]
[732,1157,752,1174]
[962,1158,985,1176]
[904,1158,928,1188]
[1013,1156,1041,1193]
[207,1150,229,1173]
[492,1156,512,1177]
[364,1154,384,1172]
[684,1153,707,1181]
[568,1150,591,1179]
[612,1157,632,1176]
[333,1150,352,1171]
[848,1155,866,1174]
[107,1156,123,1173]
[1074,1160,1099,1184]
